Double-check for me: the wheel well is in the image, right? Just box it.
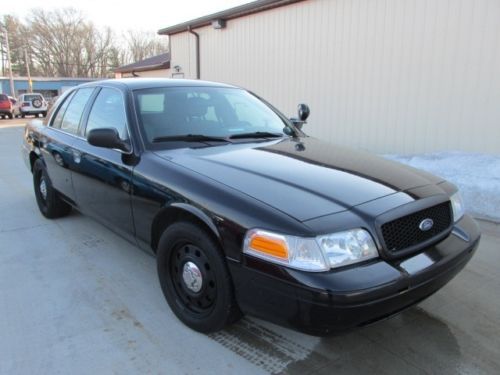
[29,152,39,172]
[151,207,220,253]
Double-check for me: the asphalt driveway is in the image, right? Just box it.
[1,119,499,374]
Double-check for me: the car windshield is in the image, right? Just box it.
[134,86,294,145]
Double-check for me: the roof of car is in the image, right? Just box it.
[79,78,239,91]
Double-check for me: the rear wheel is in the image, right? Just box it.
[8,113,13,119]
[42,111,47,117]
[33,159,72,218]
[157,221,242,333]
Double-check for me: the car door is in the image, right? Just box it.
[71,87,135,238]
[39,88,95,203]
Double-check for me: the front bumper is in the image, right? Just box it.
[230,214,480,335]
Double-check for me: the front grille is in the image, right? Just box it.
[381,201,452,252]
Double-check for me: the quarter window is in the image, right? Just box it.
[51,91,76,129]
[86,88,128,140]
[60,88,94,134]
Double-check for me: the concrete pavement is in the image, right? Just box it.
[1,119,499,374]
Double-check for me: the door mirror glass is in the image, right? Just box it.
[87,128,131,153]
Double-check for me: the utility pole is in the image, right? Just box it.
[0,37,4,77]
[3,28,15,97]
[24,48,32,93]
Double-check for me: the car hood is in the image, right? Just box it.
[154,137,444,222]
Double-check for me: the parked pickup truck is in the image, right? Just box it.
[22,78,480,335]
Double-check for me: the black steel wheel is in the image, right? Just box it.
[33,159,72,218]
[157,221,242,333]
[170,243,218,314]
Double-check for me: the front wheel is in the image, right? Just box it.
[33,159,72,218]
[157,221,242,333]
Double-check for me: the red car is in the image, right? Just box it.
[0,94,14,119]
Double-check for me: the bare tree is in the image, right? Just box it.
[1,15,31,76]
[123,30,168,64]
[29,8,104,77]
[1,9,168,78]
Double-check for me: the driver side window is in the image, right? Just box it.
[86,88,129,141]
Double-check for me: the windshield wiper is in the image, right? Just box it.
[229,132,284,140]
[152,134,230,143]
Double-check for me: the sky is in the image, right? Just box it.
[1,0,250,34]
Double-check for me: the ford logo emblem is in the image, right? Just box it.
[419,218,434,232]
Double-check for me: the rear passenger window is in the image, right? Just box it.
[51,91,76,129]
[59,88,94,134]
[85,88,128,140]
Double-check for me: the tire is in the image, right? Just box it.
[33,98,42,108]
[8,113,13,119]
[42,111,47,118]
[21,114,25,118]
[33,159,72,219]
[157,221,242,333]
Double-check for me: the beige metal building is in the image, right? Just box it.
[158,0,500,154]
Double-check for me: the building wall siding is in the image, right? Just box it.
[169,0,500,154]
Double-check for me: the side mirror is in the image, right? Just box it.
[298,103,310,121]
[290,103,310,130]
[87,128,131,153]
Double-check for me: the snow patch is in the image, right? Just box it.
[384,152,500,222]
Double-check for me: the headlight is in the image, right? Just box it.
[243,228,378,272]
[317,229,379,268]
[450,191,465,223]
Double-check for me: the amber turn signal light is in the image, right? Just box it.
[248,232,289,260]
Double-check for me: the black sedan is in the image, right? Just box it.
[22,78,480,335]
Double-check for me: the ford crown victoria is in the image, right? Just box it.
[22,79,480,335]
